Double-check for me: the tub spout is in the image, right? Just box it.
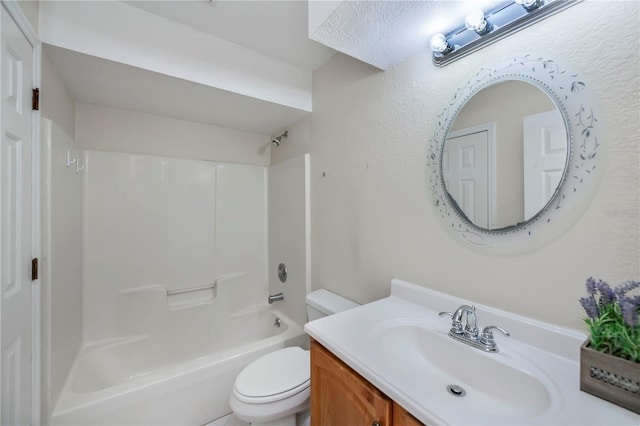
[268,293,284,304]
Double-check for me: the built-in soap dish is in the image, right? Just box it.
[166,283,217,309]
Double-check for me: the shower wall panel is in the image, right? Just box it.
[83,151,167,342]
[82,151,267,343]
[216,163,268,312]
[268,154,310,326]
[41,120,84,417]
[167,159,216,288]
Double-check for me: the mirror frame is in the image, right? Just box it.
[428,54,604,253]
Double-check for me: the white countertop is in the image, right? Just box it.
[305,279,640,425]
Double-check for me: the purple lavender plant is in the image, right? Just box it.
[579,294,599,319]
[580,277,640,362]
[621,296,640,328]
[615,280,640,298]
[598,281,617,305]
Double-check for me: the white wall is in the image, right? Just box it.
[268,154,311,326]
[82,151,268,342]
[16,0,38,33]
[41,51,76,140]
[40,120,83,420]
[272,1,640,331]
[75,103,270,165]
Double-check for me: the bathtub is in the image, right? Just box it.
[51,305,307,425]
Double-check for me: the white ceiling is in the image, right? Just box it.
[42,0,502,135]
[124,0,336,72]
[44,44,310,134]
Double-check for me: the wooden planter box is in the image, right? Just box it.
[580,339,640,414]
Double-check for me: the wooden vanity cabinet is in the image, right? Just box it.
[310,339,424,426]
[392,403,423,426]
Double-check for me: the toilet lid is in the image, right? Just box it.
[234,347,310,403]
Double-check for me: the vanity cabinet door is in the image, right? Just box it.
[310,339,392,426]
[393,403,424,426]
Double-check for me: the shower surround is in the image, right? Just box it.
[42,128,310,424]
[82,151,268,341]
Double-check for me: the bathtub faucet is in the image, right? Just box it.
[268,293,284,304]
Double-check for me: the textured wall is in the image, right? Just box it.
[273,1,640,330]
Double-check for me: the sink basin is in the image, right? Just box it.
[373,321,557,420]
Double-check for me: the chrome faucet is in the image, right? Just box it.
[454,304,478,338]
[268,292,284,304]
[439,305,509,353]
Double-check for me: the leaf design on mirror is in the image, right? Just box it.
[576,105,599,161]
[571,81,586,92]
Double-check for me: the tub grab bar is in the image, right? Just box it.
[166,283,216,296]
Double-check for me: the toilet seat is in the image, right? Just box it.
[233,347,310,404]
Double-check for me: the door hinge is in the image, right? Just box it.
[32,88,39,111]
[31,258,38,281]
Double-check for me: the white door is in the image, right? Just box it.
[1,4,34,425]
[443,130,490,228]
[523,110,567,221]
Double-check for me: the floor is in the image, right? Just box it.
[206,412,311,426]
[204,413,249,426]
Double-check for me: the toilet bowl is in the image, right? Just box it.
[230,347,309,426]
[229,289,358,426]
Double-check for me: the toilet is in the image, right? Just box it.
[229,289,358,426]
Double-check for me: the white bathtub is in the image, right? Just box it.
[51,305,307,425]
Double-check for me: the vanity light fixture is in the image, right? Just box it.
[464,10,491,35]
[515,0,545,12]
[429,0,580,67]
[429,33,452,55]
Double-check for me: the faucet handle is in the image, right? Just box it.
[480,325,510,348]
[482,325,509,337]
[438,311,453,318]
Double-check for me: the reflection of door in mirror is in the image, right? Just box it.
[523,110,567,220]
[446,81,565,230]
[443,124,495,228]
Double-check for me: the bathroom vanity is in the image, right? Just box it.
[310,339,423,426]
[305,279,640,425]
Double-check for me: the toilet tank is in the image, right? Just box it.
[305,289,358,321]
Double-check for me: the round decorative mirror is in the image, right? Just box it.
[428,54,604,253]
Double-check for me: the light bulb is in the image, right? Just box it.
[515,0,543,11]
[465,10,489,34]
[429,33,450,54]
